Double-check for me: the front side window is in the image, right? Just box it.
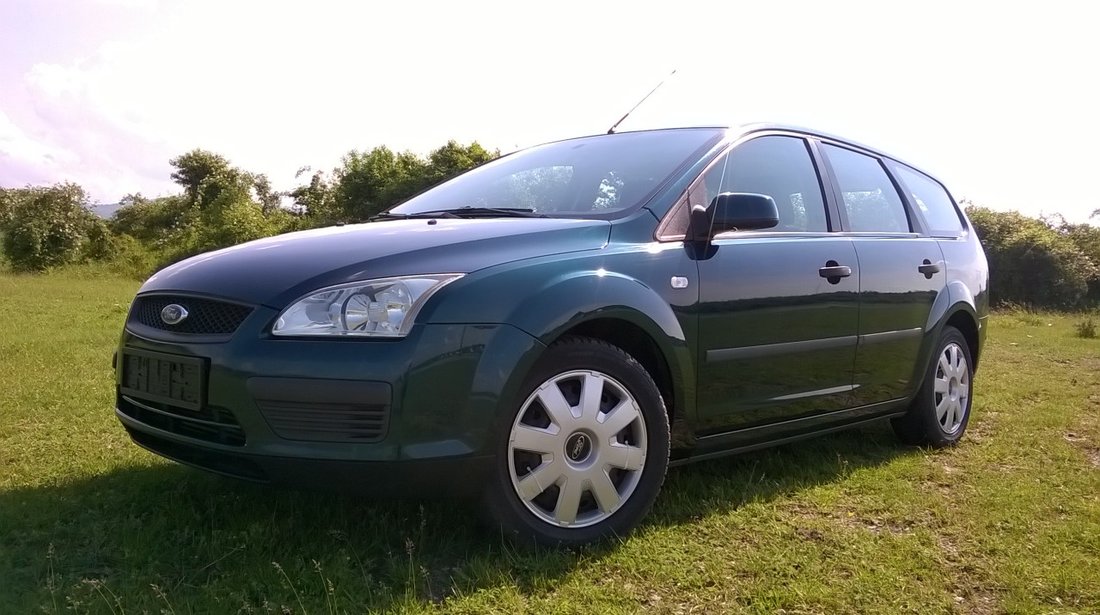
[701,136,829,232]
[823,144,910,233]
[389,129,723,218]
[892,164,964,235]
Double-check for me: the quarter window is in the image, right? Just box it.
[892,164,964,235]
[699,136,829,232]
[823,144,910,233]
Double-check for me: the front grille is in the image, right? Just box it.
[119,393,246,446]
[129,295,252,335]
[127,428,267,482]
[256,399,389,443]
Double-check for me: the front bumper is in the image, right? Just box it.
[115,304,543,494]
[119,420,494,496]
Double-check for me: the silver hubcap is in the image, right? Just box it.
[934,342,970,434]
[508,370,648,528]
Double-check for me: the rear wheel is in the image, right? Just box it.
[892,325,973,447]
[483,336,670,546]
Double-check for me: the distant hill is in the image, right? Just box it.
[90,202,123,218]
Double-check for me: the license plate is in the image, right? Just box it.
[119,349,205,411]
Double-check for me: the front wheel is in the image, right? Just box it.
[892,325,973,447]
[482,336,670,546]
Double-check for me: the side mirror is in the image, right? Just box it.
[688,192,780,242]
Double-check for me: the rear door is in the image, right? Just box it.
[817,142,945,406]
[692,135,860,433]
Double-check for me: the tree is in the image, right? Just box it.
[0,183,97,271]
[195,166,254,211]
[161,176,281,265]
[252,173,283,214]
[426,140,497,183]
[0,187,14,226]
[288,167,336,221]
[329,141,499,223]
[110,193,190,245]
[1054,217,1100,304]
[967,205,1098,308]
[169,149,232,206]
[331,146,429,222]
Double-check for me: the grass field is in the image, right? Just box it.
[1,267,1098,614]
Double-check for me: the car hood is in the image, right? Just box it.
[140,217,611,308]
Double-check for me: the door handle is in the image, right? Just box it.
[818,261,852,283]
[918,259,941,278]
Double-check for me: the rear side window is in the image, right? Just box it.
[703,136,829,232]
[823,144,910,233]
[892,164,964,235]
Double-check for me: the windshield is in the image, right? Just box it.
[388,129,723,218]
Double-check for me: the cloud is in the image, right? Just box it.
[0,50,178,201]
[0,109,73,168]
[91,0,158,8]
[1,0,1098,222]
[2,0,674,202]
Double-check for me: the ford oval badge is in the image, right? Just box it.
[160,304,189,325]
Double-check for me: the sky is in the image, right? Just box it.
[1,0,1097,222]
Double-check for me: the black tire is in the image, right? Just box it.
[482,336,670,546]
[892,325,974,447]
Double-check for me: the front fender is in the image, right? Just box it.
[504,270,696,429]
[424,252,698,445]
[506,270,686,345]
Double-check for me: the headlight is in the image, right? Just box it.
[272,274,463,337]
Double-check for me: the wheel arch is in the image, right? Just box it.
[555,318,684,435]
[503,271,697,447]
[926,279,981,368]
[944,309,981,370]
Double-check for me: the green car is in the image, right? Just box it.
[115,125,988,545]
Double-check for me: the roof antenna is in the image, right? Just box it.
[607,69,677,134]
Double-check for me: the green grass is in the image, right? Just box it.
[1,269,1098,614]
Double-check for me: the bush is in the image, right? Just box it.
[82,217,120,262]
[0,184,97,272]
[109,194,190,246]
[1058,221,1100,304]
[107,234,160,279]
[967,206,1099,309]
[158,183,289,269]
[0,189,15,226]
[1075,318,1097,339]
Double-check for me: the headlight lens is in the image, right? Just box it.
[272,274,463,337]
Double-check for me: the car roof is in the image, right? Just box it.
[621,123,947,188]
[536,124,949,189]
[734,123,890,155]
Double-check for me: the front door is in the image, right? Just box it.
[692,135,860,434]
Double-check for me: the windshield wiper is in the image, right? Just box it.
[369,210,461,221]
[442,207,545,218]
[372,207,544,221]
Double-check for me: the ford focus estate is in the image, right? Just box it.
[115,125,989,545]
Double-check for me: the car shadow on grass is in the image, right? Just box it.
[0,421,913,612]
